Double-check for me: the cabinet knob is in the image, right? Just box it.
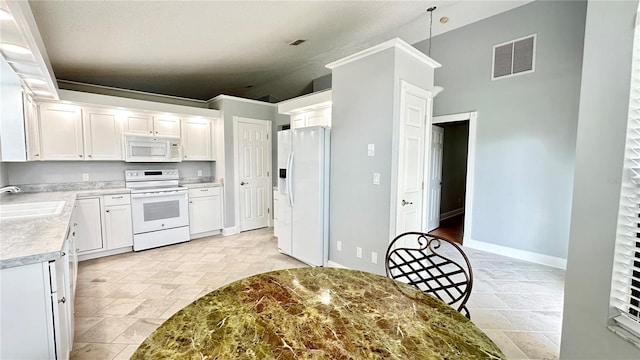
[189,201,193,203]
[155,131,158,134]
[78,154,83,158]
[34,153,39,156]
[149,131,152,134]
[87,154,92,158]
[106,210,110,213]
[74,223,78,227]
[58,297,66,304]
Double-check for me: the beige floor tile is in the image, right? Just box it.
[127,298,177,319]
[467,293,511,310]
[74,297,117,317]
[75,317,137,343]
[484,330,529,359]
[505,331,560,359]
[117,270,157,283]
[71,343,127,360]
[97,298,147,317]
[113,344,140,360]
[135,283,179,299]
[112,318,164,345]
[106,282,153,298]
[74,316,103,338]
[165,284,207,301]
[170,271,206,285]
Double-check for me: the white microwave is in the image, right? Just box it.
[125,135,182,162]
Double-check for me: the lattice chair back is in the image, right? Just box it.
[385,232,474,319]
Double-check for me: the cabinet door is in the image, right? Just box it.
[290,113,306,129]
[189,196,222,234]
[23,94,41,161]
[51,254,71,360]
[39,103,84,160]
[104,204,133,249]
[83,108,123,160]
[306,107,331,127]
[182,118,212,160]
[153,116,180,137]
[74,198,104,253]
[125,113,154,135]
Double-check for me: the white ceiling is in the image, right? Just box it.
[27,1,532,102]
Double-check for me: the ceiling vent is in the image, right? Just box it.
[288,39,306,46]
[492,34,536,80]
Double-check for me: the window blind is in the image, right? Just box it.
[610,17,640,343]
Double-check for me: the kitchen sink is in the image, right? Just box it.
[0,201,66,220]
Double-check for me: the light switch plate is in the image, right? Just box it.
[197,169,203,177]
[356,247,363,259]
[82,173,89,182]
[373,173,380,185]
[337,241,342,251]
[371,251,378,264]
[367,144,375,157]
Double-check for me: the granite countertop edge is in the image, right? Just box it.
[0,191,80,270]
[181,182,223,189]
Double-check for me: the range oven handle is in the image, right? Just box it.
[131,190,187,199]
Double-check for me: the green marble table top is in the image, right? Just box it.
[133,267,505,359]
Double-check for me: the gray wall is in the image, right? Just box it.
[208,97,276,229]
[0,162,8,187]
[440,122,469,215]
[561,1,639,358]
[329,46,434,274]
[5,161,213,185]
[414,0,587,259]
[312,74,332,92]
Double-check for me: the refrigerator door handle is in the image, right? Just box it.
[287,152,294,207]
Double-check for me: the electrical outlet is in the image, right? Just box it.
[367,144,375,157]
[373,173,380,185]
[82,173,89,182]
[337,241,342,251]
[197,169,203,177]
[371,251,378,264]
[356,247,363,259]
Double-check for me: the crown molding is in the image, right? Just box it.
[326,37,441,70]
[206,94,277,107]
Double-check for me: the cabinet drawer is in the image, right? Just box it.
[188,187,221,198]
[103,194,131,206]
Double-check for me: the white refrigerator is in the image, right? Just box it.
[277,126,330,267]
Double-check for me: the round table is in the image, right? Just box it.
[132,267,505,359]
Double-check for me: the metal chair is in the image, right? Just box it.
[385,232,474,319]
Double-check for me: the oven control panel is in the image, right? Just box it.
[126,169,179,181]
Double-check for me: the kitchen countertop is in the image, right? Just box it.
[0,191,77,269]
[132,267,505,359]
[181,182,222,189]
[0,187,131,269]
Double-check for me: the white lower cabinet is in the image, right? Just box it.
[75,193,133,259]
[188,186,223,238]
[0,240,73,359]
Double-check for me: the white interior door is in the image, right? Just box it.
[238,120,271,232]
[395,82,430,236]
[426,125,444,232]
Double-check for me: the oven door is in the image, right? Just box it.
[130,190,189,234]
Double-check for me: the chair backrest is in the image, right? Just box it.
[385,232,473,319]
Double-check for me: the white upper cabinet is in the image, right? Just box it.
[124,113,154,135]
[153,115,181,137]
[24,93,41,161]
[278,89,332,129]
[82,108,123,160]
[182,118,213,161]
[39,102,84,161]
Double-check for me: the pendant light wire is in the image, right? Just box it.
[427,6,437,57]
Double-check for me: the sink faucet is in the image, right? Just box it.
[0,186,21,194]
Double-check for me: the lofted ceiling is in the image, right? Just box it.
[27,1,532,102]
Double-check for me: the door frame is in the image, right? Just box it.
[389,80,432,241]
[232,116,273,233]
[427,111,478,244]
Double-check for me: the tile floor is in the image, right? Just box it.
[70,228,564,360]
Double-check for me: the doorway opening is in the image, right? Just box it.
[424,112,477,245]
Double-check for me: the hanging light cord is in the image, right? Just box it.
[427,6,437,57]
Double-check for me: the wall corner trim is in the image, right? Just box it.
[222,227,237,236]
[325,38,441,70]
[464,238,567,269]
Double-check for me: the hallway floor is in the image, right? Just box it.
[428,213,464,244]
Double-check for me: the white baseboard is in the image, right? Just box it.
[78,247,132,262]
[326,260,350,269]
[222,227,237,236]
[190,229,222,240]
[464,238,567,269]
[440,207,464,221]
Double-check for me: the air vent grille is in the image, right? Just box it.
[288,39,306,46]
[492,34,536,80]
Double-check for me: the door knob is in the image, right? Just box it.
[240,181,249,186]
[401,199,413,206]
